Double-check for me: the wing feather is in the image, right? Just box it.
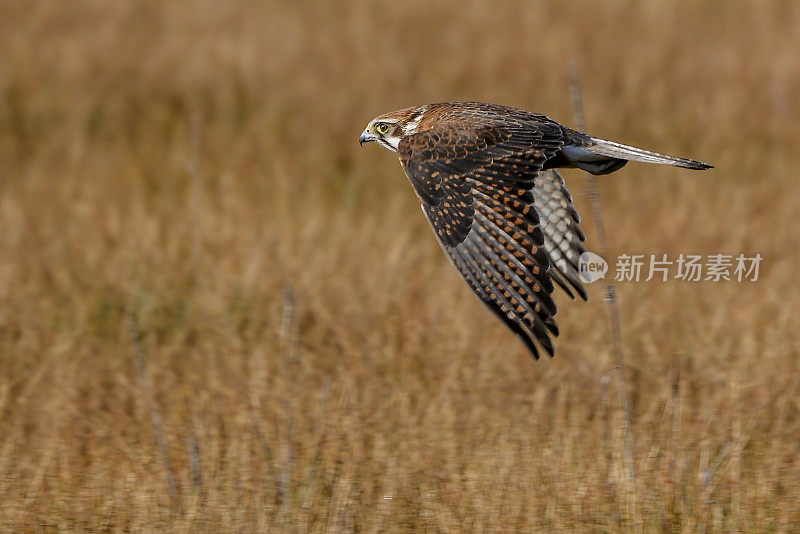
[533,169,589,300]
[396,106,585,357]
[452,243,553,359]
[469,219,556,323]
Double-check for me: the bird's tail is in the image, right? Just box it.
[562,137,713,175]
[588,137,713,170]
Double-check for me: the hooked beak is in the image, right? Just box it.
[359,128,376,147]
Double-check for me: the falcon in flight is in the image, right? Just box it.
[359,102,711,359]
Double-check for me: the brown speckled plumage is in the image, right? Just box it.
[360,101,711,358]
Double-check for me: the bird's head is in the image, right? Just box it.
[359,105,428,152]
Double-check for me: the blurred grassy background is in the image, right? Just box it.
[1,0,799,530]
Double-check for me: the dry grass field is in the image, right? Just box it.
[1,0,800,531]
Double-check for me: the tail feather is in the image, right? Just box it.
[587,137,713,170]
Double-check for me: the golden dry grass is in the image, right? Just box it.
[1,0,799,531]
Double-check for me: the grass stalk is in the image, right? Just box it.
[568,63,638,512]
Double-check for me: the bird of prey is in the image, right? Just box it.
[359,101,711,359]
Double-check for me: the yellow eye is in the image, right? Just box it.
[375,122,390,135]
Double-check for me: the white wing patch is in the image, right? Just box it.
[533,169,588,300]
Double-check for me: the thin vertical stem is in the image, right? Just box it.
[568,63,637,494]
[128,310,180,512]
[278,283,297,524]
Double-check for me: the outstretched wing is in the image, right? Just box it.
[397,111,572,358]
[533,169,588,301]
